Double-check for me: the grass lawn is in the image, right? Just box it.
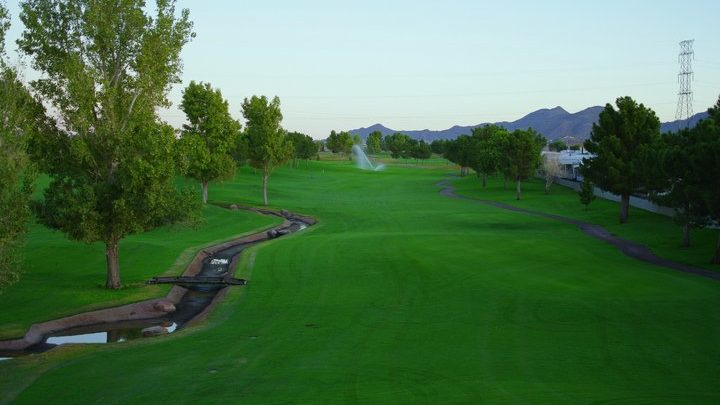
[1,160,719,403]
[0,193,281,340]
[452,173,720,271]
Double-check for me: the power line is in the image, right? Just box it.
[676,39,694,124]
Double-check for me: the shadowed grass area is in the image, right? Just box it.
[2,160,719,403]
[453,174,720,271]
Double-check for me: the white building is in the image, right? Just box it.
[542,149,594,180]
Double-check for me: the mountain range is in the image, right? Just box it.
[348,106,709,142]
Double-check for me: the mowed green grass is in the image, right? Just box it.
[0,189,281,339]
[2,160,720,403]
[453,174,720,270]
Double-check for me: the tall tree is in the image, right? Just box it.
[582,96,660,223]
[179,81,240,203]
[287,131,317,167]
[443,135,473,176]
[19,0,198,289]
[326,130,353,155]
[430,139,447,155]
[704,96,720,263]
[469,125,505,187]
[384,132,413,159]
[410,140,432,163]
[503,128,543,200]
[0,3,46,290]
[366,130,382,154]
[242,95,293,206]
[646,129,709,247]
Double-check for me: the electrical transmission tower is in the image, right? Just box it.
[675,39,694,125]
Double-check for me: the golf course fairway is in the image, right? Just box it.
[1,160,719,404]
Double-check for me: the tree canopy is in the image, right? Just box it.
[366,131,382,154]
[469,125,506,187]
[581,96,660,223]
[242,95,293,206]
[179,81,240,203]
[326,130,353,155]
[384,133,413,159]
[287,131,318,167]
[0,3,47,290]
[503,128,544,200]
[19,0,198,289]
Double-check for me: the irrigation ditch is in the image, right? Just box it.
[0,206,315,359]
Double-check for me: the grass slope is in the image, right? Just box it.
[0,201,281,339]
[2,161,719,403]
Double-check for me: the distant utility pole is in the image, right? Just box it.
[675,39,694,126]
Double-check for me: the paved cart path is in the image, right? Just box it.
[437,179,720,281]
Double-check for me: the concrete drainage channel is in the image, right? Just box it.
[0,206,315,359]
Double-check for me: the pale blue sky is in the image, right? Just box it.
[4,0,720,138]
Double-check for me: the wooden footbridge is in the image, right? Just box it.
[146,276,248,286]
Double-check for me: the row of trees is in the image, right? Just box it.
[440,126,545,199]
[582,96,720,262]
[0,0,313,290]
[324,130,433,163]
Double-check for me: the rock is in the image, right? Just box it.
[281,209,290,217]
[267,229,278,238]
[229,204,238,210]
[153,301,176,313]
[141,326,169,337]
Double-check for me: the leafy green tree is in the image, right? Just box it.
[645,130,703,247]
[578,179,596,210]
[242,95,293,206]
[384,133,413,159]
[503,128,543,200]
[326,130,353,155]
[704,96,720,263]
[410,140,432,163]
[19,0,197,289]
[287,131,318,167]
[548,139,567,151]
[581,96,660,223]
[469,125,506,187]
[352,133,362,146]
[443,135,473,176]
[366,131,382,154]
[179,81,240,203]
[0,3,46,290]
[430,139,447,155]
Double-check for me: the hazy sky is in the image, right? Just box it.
[4,0,720,138]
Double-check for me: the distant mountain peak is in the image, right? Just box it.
[347,107,708,142]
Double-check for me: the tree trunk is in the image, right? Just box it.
[682,223,691,248]
[105,240,121,289]
[482,173,487,188]
[262,171,269,206]
[201,181,208,204]
[619,194,630,224]
[545,176,551,194]
[711,233,720,265]
[516,179,522,200]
